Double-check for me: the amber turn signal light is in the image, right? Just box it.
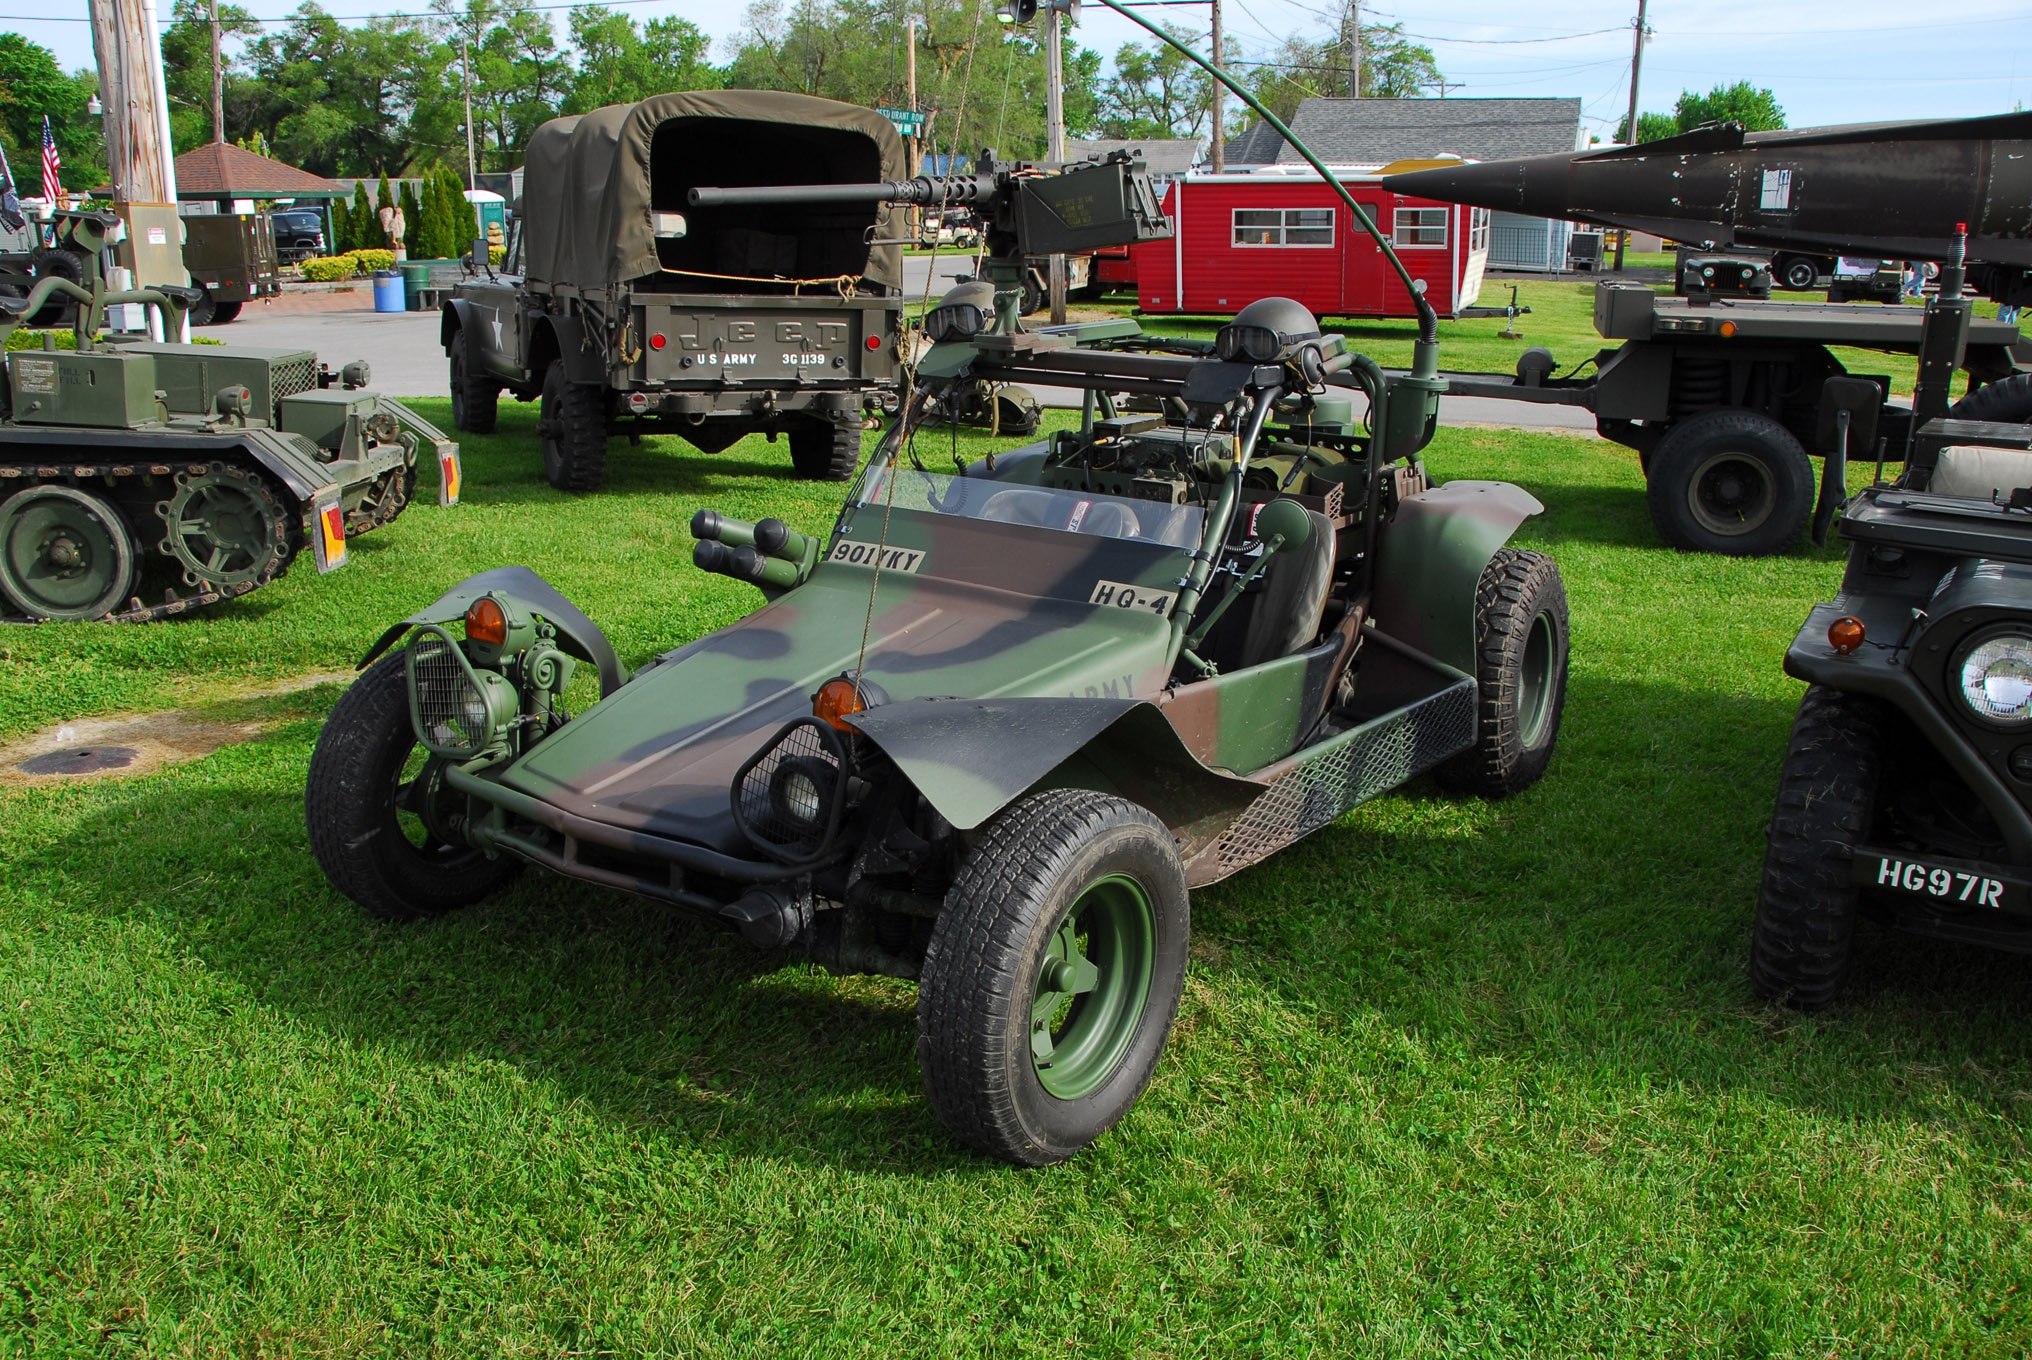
[813,676,867,731]
[1828,615,1866,654]
[465,596,508,646]
[1718,321,1737,338]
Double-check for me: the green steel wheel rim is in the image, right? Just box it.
[0,484,136,621]
[1518,610,1557,749]
[1031,873,1156,1100]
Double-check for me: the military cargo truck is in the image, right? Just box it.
[180,212,281,325]
[0,212,459,622]
[443,91,908,490]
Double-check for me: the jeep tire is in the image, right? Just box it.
[1646,407,1814,556]
[918,789,1190,1165]
[1949,372,2032,427]
[1751,685,1885,1009]
[1776,255,1820,292]
[1436,548,1570,799]
[450,326,500,434]
[538,358,608,492]
[788,417,861,481]
[305,652,521,922]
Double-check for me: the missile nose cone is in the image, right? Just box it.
[1382,158,1535,212]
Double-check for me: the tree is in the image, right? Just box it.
[563,5,719,113]
[1100,27,1212,142]
[375,172,397,246]
[345,179,376,250]
[400,178,424,254]
[244,6,438,176]
[161,0,264,153]
[0,35,102,193]
[1239,11,1443,128]
[1620,82,1784,144]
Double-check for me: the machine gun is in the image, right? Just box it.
[689,149,1171,331]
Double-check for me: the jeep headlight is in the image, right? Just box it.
[1959,633,2032,725]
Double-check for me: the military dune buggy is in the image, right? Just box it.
[442,91,907,491]
[1754,242,2032,1006]
[308,267,1572,1161]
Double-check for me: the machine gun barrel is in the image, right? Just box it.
[688,175,995,210]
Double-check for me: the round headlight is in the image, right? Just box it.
[768,755,833,829]
[1959,633,2032,725]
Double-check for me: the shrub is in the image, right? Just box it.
[489,244,506,265]
[298,255,356,282]
[6,329,223,349]
[351,249,395,273]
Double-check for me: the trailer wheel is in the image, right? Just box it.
[1776,256,1819,292]
[1646,408,1813,556]
[208,300,242,325]
[306,652,522,922]
[1949,373,2032,426]
[787,417,861,481]
[1436,549,1570,799]
[918,789,1189,1166]
[537,359,608,492]
[1020,273,1045,317]
[449,326,500,434]
[25,247,82,327]
[188,287,218,326]
[1751,685,1884,1010]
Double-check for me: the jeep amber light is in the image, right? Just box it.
[465,596,508,647]
[813,676,866,730]
[1959,634,2032,725]
[1828,616,1866,654]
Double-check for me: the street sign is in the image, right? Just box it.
[879,106,928,137]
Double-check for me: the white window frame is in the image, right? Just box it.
[1393,206,1449,250]
[1232,207,1336,248]
[1468,207,1491,255]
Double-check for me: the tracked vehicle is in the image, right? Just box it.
[308,107,1574,1162]
[0,211,459,622]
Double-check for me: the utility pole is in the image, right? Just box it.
[1208,0,1223,171]
[1045,0,1067,324]
[462,33,478,187]
[905,15,919,237]
[89,0,185,337]
[1613,0,1650,272]
[1348,0,1360,98]
[209,0,225,143]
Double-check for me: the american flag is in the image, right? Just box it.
[40,116,61,203]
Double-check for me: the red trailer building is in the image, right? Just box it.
[1129,162,1492,320]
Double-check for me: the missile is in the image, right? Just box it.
[1382,111,2032,299]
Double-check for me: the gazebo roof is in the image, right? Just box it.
[171,143,350,200]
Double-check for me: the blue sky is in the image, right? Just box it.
[12,0,2030,137]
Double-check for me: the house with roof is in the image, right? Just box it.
[1225,97,1587,271]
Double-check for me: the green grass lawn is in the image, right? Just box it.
[6,401,2032,1354]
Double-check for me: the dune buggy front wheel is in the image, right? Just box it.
[918,789,1190,1165]
[306,652,521,921]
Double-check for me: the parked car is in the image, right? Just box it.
[269,208,326,264]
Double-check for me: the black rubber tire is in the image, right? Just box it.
[1751,686,1885,1010]
[1776,256,1819,292]
[1949,372,2032,426]
[188,287,218,326]
[918,789,1190,1166]
[538,359,607,492]
[449,327,500,434]
[787,417,861,481]
[1645,408,1814,556]
[305,652,521,922]
[25,246,83,328]
[208,299,242,324]
[1436,548,1571,799]
[1020,273,1045,317]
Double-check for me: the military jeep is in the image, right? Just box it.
[442,91,907,490]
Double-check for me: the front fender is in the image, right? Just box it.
[357,565,624,697]
[439,298,477,353]
[846,696,1261,837]
[1371,479,1543,674]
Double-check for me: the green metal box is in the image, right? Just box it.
[118,342,320,421]
[6,348,159,428]
[279,388,378,453]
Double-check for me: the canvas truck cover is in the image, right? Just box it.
[521,90,906,294]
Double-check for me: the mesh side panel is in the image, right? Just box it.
[273,355,317,401]
[409,630,486,757]
[734,720,844,860]
[1209,677,1476,875]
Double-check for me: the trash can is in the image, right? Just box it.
[401,261,432,312]
[372,269,405,313]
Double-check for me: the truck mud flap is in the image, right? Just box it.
[1183,633,1476,886]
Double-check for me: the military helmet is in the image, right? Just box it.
[1214,297,1323,365]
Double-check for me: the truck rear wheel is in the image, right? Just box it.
[449,327,499,434]
[1645,408,1813,556]
[788,417,861,481]
[538,359,607,492]
[1436,549,1570,799]
[918,789,1190,1165]
[1752,686,1884,1009]
[208,300,242,325]
[25,247,82,328]
[306,652,522,922]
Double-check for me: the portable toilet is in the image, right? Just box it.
[464,189,507,248]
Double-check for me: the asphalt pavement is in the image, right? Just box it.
[213,283,1598,435]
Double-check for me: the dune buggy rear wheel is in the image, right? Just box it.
[918,789,1189,1165]
[306,652,520,921]
[1751,685,1884,1009]
[1437,548,1570,799]
[787,417,862,481]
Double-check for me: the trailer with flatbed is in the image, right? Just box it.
[1428,281,2032,555]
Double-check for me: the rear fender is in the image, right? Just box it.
[532,313,602,385]
[845,696,1261,840]
[1371,479,1543,674]
[357,565,625,696]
